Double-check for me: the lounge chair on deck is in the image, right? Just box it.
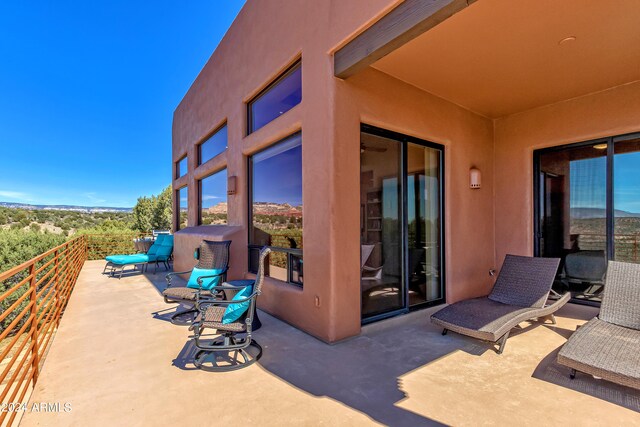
[190,246,270,372]
[558,261,640,389]
[431,255,569,354]
[103,234,174,278]
[162,240,231,325]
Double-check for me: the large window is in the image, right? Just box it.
[199,169,227,225]
[247,61,301,134]
[199,124,227,165]
[249,132,303,285]
[535,132,640,305]
[176,156,188,179]
[177,186,188,230]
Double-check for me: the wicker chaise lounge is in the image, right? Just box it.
[558,261,640,389]
[163,240,231,325]
[431,255,569,353]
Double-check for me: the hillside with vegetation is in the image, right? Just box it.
[0,186,172,273]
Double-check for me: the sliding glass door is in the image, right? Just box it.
[534,132,640,304]
[360,125,444,322]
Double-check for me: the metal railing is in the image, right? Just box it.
[0,235,87,426]
[85,232,148,260]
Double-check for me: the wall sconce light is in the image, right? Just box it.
[470,167,481,189]
[227,175,237,195]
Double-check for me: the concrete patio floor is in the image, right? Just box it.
[21,261,639,426]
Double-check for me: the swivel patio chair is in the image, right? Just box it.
[190,246,271,372]
[162,240,231,325]
[558,261,640,390]
[431,255,569,354]
[103,234,174,278]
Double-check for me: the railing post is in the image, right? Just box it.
[28,262,40,384]
[53,249,61,327]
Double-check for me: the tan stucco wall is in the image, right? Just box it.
[172,0,400,342]
[172,0,640,343]
[331,68,496,335]
[494,81,640,264]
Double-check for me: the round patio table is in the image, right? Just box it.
[134,238,154,253]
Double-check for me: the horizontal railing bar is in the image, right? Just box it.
[37,313,57,349]
[0,329,34,394]
[0,343,35,418]
[0,320,32,383]
[0,274,33,305]
[7,365,34,426]
[35,288,56,323]
[0,290,33,324]
[0,302,33,344]
[34,267,56,292]
[34,255,56,276]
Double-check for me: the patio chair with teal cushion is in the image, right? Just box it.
[190,246,270,371]
[103,234,174,279]
[162,240,231,325]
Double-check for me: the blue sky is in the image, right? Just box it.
[0,1,244,208]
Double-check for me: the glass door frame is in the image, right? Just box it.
[361,124,446,324]
[533,131,640,271]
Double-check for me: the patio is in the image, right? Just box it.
[21,260,639,426]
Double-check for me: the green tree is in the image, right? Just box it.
[151,186,172,230]
[132,196,154,233]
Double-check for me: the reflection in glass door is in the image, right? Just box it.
[614,136,640,264]
[407,143,443,307]
[535,132,640,305]
[360,132,404,319]
[360,126,444,322]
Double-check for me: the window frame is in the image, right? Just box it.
[175,185,189,231]
[247,131,303,286]
[175,155,188,179]
[247,60,302,135]
[197,123,228,166]
[198,168,228,226]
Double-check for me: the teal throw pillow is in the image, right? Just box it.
[186,268,224,290]
[222,285,254,324]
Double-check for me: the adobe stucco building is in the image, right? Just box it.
[172,0,640,342]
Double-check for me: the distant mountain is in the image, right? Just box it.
[0,201,132,213]
[571,207,640,219]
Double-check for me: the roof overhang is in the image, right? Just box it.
[334,0,475,79]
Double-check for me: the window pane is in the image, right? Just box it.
[250,132,303,282]
[178,186,188,229]
[614,136,640,264]
[539,143,607,303]
[249,63,301,133]
[177,156,188,178]
[199,125,227,165]
[360,131,403,319]
[199,169,227,225]
[407,143,442,306]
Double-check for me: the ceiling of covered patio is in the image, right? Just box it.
[370,0,640,118]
